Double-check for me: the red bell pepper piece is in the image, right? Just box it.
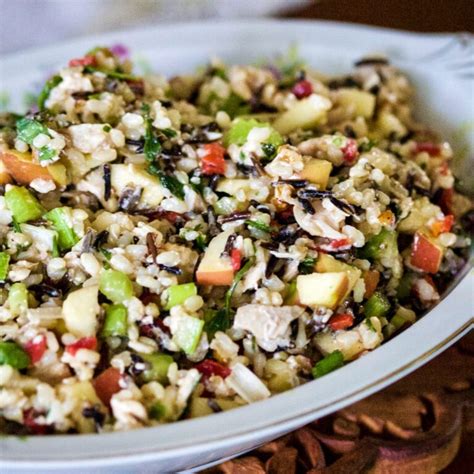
[431,214,454,237]
[317,238,351,253]
[201,143,226,176]
[415,142,441,156]
[24,335,47,364]
[195,359,231,380]
[410,232,443,274]
[93,367,122,406]
[230,248,242,272]
[341,139,359,164]
[69,55,96,67]
[65,336,97,356]
[292,79,313,99]
[328,313,354,331]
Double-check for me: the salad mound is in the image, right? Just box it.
[0,46,471,435]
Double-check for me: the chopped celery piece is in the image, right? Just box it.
[224,118,283,147]
[102,304,128,338]
[4,186,44,223]
[390,314,408,331]
[0,252,10,281]
[99,269,134,303]
[8,282,28,316]
[139,353,174,384]
[312,350,344,378]
[45,207,79,250]
[165,283,197,310]
[172,315,204,355]
[359,228,398,261]
[364,291,391,318]
[0,342,30,369]
[16,117,49,144]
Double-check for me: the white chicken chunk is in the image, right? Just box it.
[233,304,304,351]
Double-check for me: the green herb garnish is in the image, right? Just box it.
[204,257,255,338]
[245,219,273,234]
[261,143,277,160]
[11,218,22,233]
[38,146,56,162]
[147,163,185,200]
[84,66,137,81]
[204,308,229,339]
[37,75,62,111]
[195,234,207,251]
[142,104,162,162]
[225,257,255,315]
[298,257,316,275]
[160,128,177,138]
[358,138,377,153]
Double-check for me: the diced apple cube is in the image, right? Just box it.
[297,272,349,309]
[375,112,407,138]
[298,159,332,189]
[196,230,234,286]
[0,159,12,184]
[273,94,332,135]
[336,88,376,119]
[62,285,100,337]
[315,254,361,299]
[216,178,250,196]
[1,151,54,185]
[410,232,443,274]
[111,164,165,208]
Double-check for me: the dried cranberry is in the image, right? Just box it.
[341,139,359,163]
[195,359,231,380]
[292,80,313,99]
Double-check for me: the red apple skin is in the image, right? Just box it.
[410,232,443,274]
[363,270,380,298]
[92,367,121,406]
[1,151,53,185]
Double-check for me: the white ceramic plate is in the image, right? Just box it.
[0,19,472,474]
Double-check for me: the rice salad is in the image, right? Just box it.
[0,46,471,435]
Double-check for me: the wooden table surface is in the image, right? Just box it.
[207,331,474,473]
[281,0,474,33]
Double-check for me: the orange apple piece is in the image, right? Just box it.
[363,269,380,298]
[92,367,121,406]
[410,232,443,274]
[0,159,12,184]
[1,150,53,185]
[296,272,349,310]
[298,159,332,189]
[196,230,234,286]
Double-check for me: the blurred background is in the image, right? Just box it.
[1,0,473,55]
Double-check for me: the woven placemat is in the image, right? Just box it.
[205,330,474,474]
